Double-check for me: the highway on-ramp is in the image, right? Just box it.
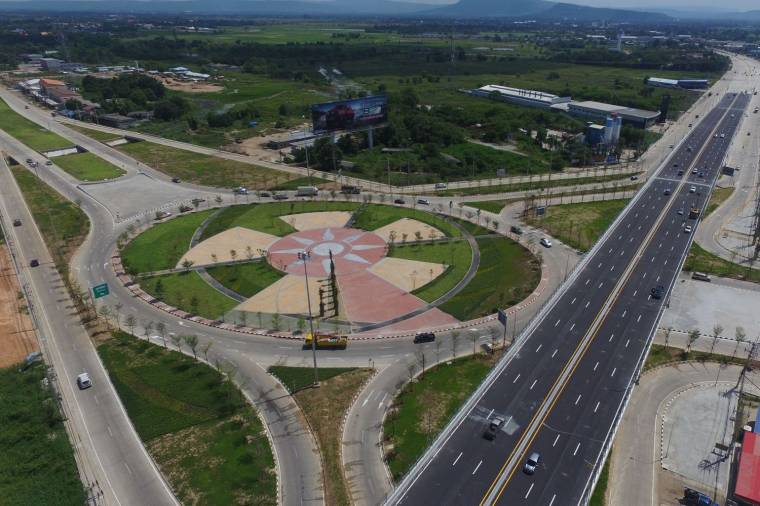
[385,92,750,506]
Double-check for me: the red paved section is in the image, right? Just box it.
[337,270,430,323]
[354,308,458,336]
[268,228,386,277]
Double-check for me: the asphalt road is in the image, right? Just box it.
[0,153,177,505]
[385,91,750,506]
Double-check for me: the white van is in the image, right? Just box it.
[76,372,92,389]
[691,272,711,282]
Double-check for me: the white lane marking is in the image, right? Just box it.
[551,349,558,358]
[585,301,590,308]
[107,425,113,437]
[571,297,577,304]
[594,401,600,413]
[637,314,642,323]
[569,323,576,331]
[643,272,647,278]
[598,262,603,268]
[550,494,557,506]
[453,452,463,466]
[575,394,582,405]
[609,333,615,342]
[593,361,599,371]
[573,443,581,456]
[525,483,534,499]
[585,278,590,286]
[513,373,521,384]
[610,265,615,271]
[361,397,370,407]
[625,339,631,348]
[472,460,482,475]
[124,462,134,475]
[633,290,637,297]
[598,282,604,288]
[553,434,560,447]
[530,379,538,390]
[555,319,561,327]
[622,310,627,318]
[664,260,668,266]
[611,368,617,377]
[535,344,542,353]
[487,408,494,419]
[656,276,660,282]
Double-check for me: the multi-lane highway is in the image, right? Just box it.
[386,92,750,505]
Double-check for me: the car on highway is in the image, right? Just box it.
[664,189,672,196]
[677,209,684,216]
[25,158,33,164]
[683,488,719,506]
[651,285,665,299]
[689,186,697,193]
[629,175,638,181]
[483,416,505,441]
[698,171,704,178]
[178,204,193,212]
[523,452,541,475]
[434,182,447,189]
[45,160,52,166]
[29,259,39,267]
[155,211,172,220]
[171,177,181,183]
[510,225,523,235]
[272,194,289,200]
[233,186,248,195]
[413,332,436,344]
[692,168,698,175]
[259,191,271,198]
[394,198,406,205]
[540,238,552,248]
[720,133,725,138]
[76,372,92,390]
[684,225,693,233]
[417,198,430,206]
[677,169,685,176]
[13,218,21,226]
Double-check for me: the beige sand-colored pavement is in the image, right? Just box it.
[177,226,278,268]
[369,257,447,293]
[234,274,323,315]
[373,218,444,243]
[280,211,352,231]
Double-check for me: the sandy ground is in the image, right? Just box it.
[373,218,445,243]
[279,211,352,231]
[0,245,37,367]
[369,257,447,293]
[236,126,312,162]
[235,274,323,315]
[155,76,223,93]
[177,227,278,268]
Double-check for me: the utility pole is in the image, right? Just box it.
[298,251,319,387]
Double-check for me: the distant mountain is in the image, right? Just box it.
[0,0,670,21]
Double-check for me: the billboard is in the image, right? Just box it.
[311,95,387,134]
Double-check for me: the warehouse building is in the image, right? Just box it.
[646,77,710,89]
[567,100,660,128]
[466,84,572,110]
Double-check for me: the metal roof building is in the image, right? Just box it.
[735,431,760,506]
[567,100,660,128]
[467,85,572,110]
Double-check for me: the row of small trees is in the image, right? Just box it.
[663,324,752,358]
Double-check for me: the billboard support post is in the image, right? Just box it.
[368,126,374,149]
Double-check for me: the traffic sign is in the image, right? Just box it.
[92,283,109,299]
[497,308,508,327]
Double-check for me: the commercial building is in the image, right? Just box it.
[567,100,660,128]
[735,430,760,506]
[647,77,710,90]
[466,84,571,110]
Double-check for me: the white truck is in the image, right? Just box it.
[296,186,318,197]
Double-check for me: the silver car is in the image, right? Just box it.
[523,452,541,475]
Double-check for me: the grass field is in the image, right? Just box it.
[268,366,355,393]
[140,271,238,319]
[52,152,125,181]
[352,204,461,237]
[589,457,610,506]
[0,98,72,152]
[441,237,540,320]
[121,210,214,274]
[389,240,472,302]
[99,332,276,505]
[704,186,734,217]
[526,199,629,252]
[200,201,359,239]
[643,344,753,372]
[206,262,284,298]
[116,140,296,190]
[384,354,495,480]
[65,123,124,142]
[430,172,638,197]
[0,364,85,505]
[10,166,89,263]
[269,366,373,506]
[684,243,760,283]
[467,201,507,214]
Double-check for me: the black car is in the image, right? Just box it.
[171,177,181,183]
[664,189,672,196]
[677,169,685,176]
[259,191,271,198]
[510,225,523,235]
[413,332,435,344]
[13,218,21,227]
[651,285,665,299]
[29,259,39,267]
[394,198,405,205]
[272,194,289,201]
[483,416,505,441]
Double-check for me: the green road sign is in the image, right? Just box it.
[92,283,109,299]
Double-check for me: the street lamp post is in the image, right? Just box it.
[298,251,319,387]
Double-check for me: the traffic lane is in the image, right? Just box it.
[396,179,680,504]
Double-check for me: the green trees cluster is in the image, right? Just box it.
[81,74,189,120]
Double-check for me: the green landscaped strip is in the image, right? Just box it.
[116,140,295,190]
[10,166,89,261]
[0,365,86,505]
[430,172,639,197]
[704,186,734,217]
[270,176,330,191]
[121,210,214,274]
[526,199,629,253]
[389,240,472,303]
[383,355,493,480]
[139,271,238,320]
[684,243,760,283]
[268,366,355,393]
[53,152,125,181]
[589,456,610,506]
[0,98,72,152]
[206,262,284,298]
[65,123,124,143]
[440,237,540,320]
[467,201,507,214]
[352,204,461,237]
[200,201,359,240]
[98,332,276,506]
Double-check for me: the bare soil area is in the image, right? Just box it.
[0,245,37,367]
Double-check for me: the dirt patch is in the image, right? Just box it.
[154,76,224,93]
[234,126,311,162]
[374,218,444,243]
[293,368,374,506]
[0,245,38,367]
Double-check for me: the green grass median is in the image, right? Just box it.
[206,262,283,298]
[0,98,72,152]
[99,332,276,505]
[53,152,125,181]
[389,239,472,303]
[0,364,85,505]
[352,204,461,237]
[140,271,238,319]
